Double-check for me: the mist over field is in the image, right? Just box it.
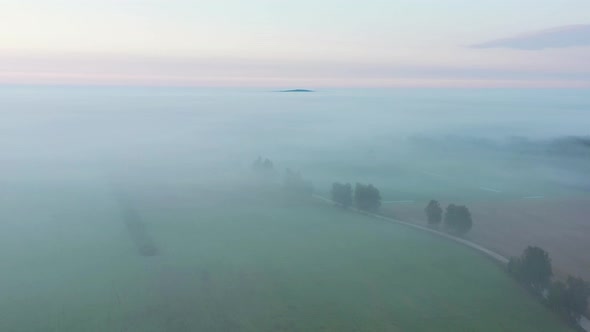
[0,86,588,331]
[2,87,588,195]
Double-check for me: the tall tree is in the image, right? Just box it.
[547,276,590,323]
[331,182,353,208]
[444,204,473,234]
[563,276,590,322]
[518,246,553,291]
[547,280,568,316]
[425,200,443,225]
[252,156,274,173]
[354,183,381,212]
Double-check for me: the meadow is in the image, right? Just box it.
[1,86,587,331]
[0,177,574,331]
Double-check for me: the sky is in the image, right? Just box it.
[1,0,590,88]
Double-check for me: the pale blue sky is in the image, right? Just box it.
[1,0,589,87]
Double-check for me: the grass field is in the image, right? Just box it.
[302,145,590,284]
[387,196,590,281]
[0,180,573,331]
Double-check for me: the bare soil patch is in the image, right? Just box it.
[384,197,590,280]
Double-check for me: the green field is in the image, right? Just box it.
[0,181,572,331]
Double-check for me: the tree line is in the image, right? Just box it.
[256,158,471,236]
[425,200,473,234]
[508,246,590,326]
[252,156,275,174]
[331,182,381,212]
[255,157,587,327]
[252,157,314,196]
[332,185,474,234]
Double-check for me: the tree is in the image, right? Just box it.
[425,200,443,225]
[510,246,553,292]
[521,246,553,291]
[331,182,353,208]
[354,183,381,212]
[283,168,313,196]
[563,276,590,322]
[547,280,568,316]
[443,204,473,234]
[507,257,520,276]
[547,276,590,323]
[252,156,274,173]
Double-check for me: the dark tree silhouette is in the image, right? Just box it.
[509,246,553,292]
[252,156,274,173]
[263,158,273,169]
[548,276,590,323]
[283,168,313,196]
[564,276,590,322]
[425,200,443,225]
[331,183,353,208]
[548,280,568,316]
[443,204,473,234]
[354,183,381,212]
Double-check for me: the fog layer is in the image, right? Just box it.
[0,86,588,331]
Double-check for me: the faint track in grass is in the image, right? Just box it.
[112,189,159,257]
[479,186,502,193]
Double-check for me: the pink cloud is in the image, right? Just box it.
[473,24,590,50]
[1,52,589,88]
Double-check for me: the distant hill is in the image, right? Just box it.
[278,89,315,93]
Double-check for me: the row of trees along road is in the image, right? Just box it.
[331,182,381,212]
[277,160,586,327]
[508,246,590,325]
[328,172,586,326]
[425,200,473,234]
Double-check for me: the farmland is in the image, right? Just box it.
[0,181,572,331]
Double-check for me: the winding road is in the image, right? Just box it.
[312,194,590,331]
[313,194,509,264]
